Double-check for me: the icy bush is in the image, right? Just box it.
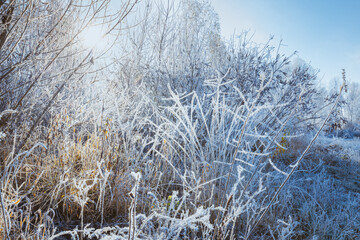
[1,0,358,239]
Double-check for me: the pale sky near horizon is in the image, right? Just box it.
[212,0,360,88]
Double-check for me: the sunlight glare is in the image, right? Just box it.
[80,25,108,50]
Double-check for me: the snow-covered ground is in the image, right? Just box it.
[317,135,360,163]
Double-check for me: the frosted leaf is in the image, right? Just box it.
[259,72,266,81]
[0,132,5,139]
[131,172,142,182]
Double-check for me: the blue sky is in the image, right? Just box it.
[212,0,360,87]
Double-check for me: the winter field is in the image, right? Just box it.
[0,0,360,239]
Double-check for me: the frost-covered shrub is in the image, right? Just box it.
[1,0,357,239]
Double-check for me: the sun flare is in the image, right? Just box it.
[80,25,108,50]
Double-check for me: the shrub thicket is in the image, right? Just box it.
[0,0,358,239]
